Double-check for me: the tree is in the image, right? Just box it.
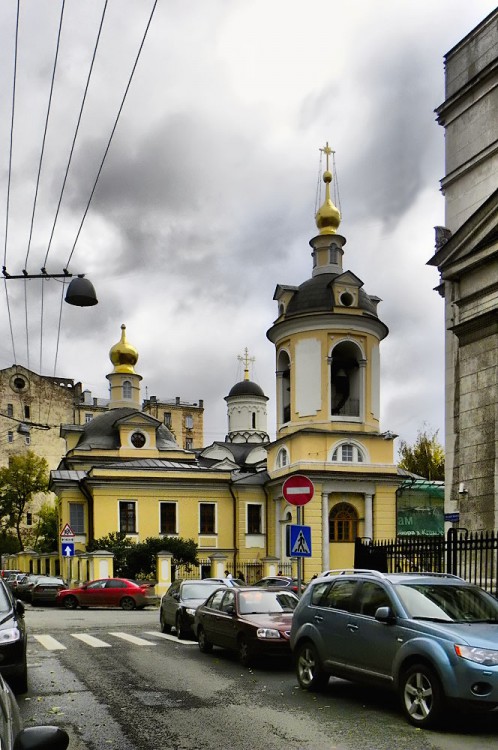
[87,532,198,579]
[33,502,59,553]
[398,428,445,481]
[0,452,49,551]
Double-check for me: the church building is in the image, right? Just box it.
[48,147,401,582]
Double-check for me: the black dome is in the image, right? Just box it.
[227,380,266,398]
[285,273,379,317]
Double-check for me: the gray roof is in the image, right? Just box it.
[226,380,267,399]
[285,273,379,317]
[73,407,178,450]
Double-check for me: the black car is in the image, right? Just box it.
[0,671,69,750]
[160,580,226,639]
[0,578,27,694]
[194,587,298,666]
[30,577,66,606]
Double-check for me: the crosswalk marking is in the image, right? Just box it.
[32,635,66,651]
[108,632,156,646]
[144,631,197,645]
[71,634,112,648]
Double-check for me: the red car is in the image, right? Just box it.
[56,578,159,610]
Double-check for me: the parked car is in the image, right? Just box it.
[252,575,305,594]
[12,574,44,602]
[0,577,27,694]
[195,587,299,666]
[30,577,67,606]
[0,671,69,750]
[290,569,498,728]
[56,578,159,610]
[5,574,26,595]
[202,577,244,587]
[160,580,227,638]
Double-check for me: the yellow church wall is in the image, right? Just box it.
[373,485,397,539]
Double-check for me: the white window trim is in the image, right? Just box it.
[330,441,368,463]
[276,447,289,469]
[118,499,138,535]
[198,501,217,535]
[245,502,264,534]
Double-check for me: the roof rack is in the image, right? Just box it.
[319,569,388,579]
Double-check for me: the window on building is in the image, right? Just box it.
[164,412,172,428]
[276,448,288,468]
[199,503,215,534]
[24,405,30,419]
[331,443,364,462]
[25,436,30,445]
[119,501,137,533]
[85,413,93,423]
[185,415,193,429]
[185,438,193,450]
[329,503,358,542]
[251,412,256,428]
[122,380,132,399]
[26,512,32,526]
[247,504,262,534]
[330,341,362,417]
[7,404,13,417]
[277,350,291,424]
[7,432,13,443]
[160,502,177,535]
[69,504,85,534]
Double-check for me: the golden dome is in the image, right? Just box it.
[109,324,138,374]
[315,169,341,235]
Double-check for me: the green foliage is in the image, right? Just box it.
[0,452,50,551]
[0,531,20,555]
[33,503,59,553]
[398,428,445,481]
[87,532,198,579]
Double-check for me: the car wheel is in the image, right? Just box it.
[176,614,188,640]
[296,641,328,691]
[197,627,213,653]
[400,663,444,728]
[238,635,252,667]
[63,595,78,610]
[10,661,28,695]
[160,610,171,634]
[120,597,136,611]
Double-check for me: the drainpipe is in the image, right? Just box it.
[229,480,238,572]
[79,479,94,545]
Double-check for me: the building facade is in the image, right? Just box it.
[429,9,498,531]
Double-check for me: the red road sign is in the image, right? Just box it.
[282,475,315,506]
[60,523,75,538]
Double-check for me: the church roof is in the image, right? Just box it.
[227,380,267,398]
[73,407,178,450]
[285,273,379,317]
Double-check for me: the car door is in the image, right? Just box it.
[81,580,107,606]
[343,580,402,681]
[103,579,128,606]
[216,590,238,648]
[162,581,180,626]
[308,578,360,669]
[199,589,226,645]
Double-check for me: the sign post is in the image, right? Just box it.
[282,475,315,594]
[60,524,75,584]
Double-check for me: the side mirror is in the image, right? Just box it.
[375,606,396,624]
[172,592,180,601]
[15,600,25,617]
[226,604,235,615]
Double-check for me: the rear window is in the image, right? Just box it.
[311,579,357,611]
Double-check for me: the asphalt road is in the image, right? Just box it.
[17,605,498,750]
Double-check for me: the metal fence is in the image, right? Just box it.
[173,559,293,584]
[355,528,498,597]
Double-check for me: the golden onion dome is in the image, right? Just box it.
[315,169,341,235]
[109,324,138,373]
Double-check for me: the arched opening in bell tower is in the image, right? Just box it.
[329,341,361,417]
[277,350,291,424]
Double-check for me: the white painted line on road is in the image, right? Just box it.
[32,635,66,651]
[71,633,112,648]
[108,632,156,646]
[144,631,197,645]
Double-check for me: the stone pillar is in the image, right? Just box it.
[322,491,330,572]
[156,551,173,597]
[209,552,228,579]
[262,556,280,577]
[364,493,373,539]
[86,551,114,583]
[274,498,282,559]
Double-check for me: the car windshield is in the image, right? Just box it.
[182,583,221,600]
[0,585,12,613]
[396,583,498,622]
[238,591,298,614]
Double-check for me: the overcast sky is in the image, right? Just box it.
[0,0,496,452]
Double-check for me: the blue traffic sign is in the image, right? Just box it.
[62,542,74,557]
[286,525,312,557]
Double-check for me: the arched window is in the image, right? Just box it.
[331,442,364,462]
[329,341,362,417]
[329,503,358,542]
[251,412,256,428]
[277,350,291,424]
[122,380,132,399]
[276,448,289,468]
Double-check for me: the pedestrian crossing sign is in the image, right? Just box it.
[286,524,312,557]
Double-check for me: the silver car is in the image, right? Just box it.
[290,569,498,728]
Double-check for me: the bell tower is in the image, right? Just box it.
[106,324,142,410]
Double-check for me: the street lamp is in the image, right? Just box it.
[2,267,98,306]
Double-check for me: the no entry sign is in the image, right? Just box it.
[282,475,314,506]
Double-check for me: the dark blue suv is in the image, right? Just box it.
[290,569,498,727]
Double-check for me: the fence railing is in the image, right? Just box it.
[355,529,498,597]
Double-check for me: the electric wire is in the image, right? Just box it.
[2,1,20,368]
[64,0,158,271]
